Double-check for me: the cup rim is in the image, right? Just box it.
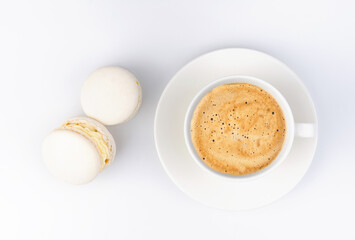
[184,75,295,181]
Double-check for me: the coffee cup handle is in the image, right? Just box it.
[295,123,315,138]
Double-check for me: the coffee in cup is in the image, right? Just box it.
[190,83,286,175]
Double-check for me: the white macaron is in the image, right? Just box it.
[81,66,142,125]
[42,117,116,185]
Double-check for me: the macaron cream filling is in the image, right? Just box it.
[61,120,111,170]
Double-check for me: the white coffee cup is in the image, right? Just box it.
[184,75,315,181]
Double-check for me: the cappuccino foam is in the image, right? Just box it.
[190,83,286,175]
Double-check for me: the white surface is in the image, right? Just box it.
[0,0,354,239]
[156,49,318,209]
[81,66,142,125]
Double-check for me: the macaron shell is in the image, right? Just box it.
[66,117,116,164]
[42,129,101,185]
[81,66,142,125]
[124,83,142,122]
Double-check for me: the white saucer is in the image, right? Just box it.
[154,48,318,210]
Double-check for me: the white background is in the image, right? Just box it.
[1,0,354,239]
